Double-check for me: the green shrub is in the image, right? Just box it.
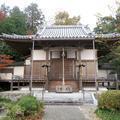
[98,90,120,111]
[0,95,44,120]
[0,96,14,112]
[17,96,39,115]
[0,97,12,103]
[7,104,24,120]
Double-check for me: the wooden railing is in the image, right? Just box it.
[0,74,119,82]
[12,75,47,82]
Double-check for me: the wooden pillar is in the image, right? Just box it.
[62,48,65,86]
[10,79,13,91]
[18,80,20,90]
[30,40,35,94]
[45,49,49,90]
[108,82,110,90]
[93,40,98,91]
[116,74,119,90]
[78,48,82,90]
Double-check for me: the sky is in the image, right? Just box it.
[0,0,118,30]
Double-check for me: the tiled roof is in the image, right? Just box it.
[0,33,34,40]
[1,25,120,41]
[35,25,95,40]
[0,25,95,40]
[96,33,120,39]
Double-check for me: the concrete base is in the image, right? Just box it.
[20,87,44,91]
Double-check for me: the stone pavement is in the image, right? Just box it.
[43,105,88,120]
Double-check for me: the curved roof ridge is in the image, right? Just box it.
[38,24,88,29]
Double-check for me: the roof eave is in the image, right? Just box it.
[33,37,95,41]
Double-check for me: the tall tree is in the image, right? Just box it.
[94,2,120,34]
[0,6,27,35]
[10,6,27,35]
[54,11,80,25]
[94,2,120,74]
[25,3,45,34]
[94,15,116,34]
[0,4,9,15]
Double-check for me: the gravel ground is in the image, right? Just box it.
[43,105,88,120]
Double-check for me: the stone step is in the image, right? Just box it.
[45,101,83,105]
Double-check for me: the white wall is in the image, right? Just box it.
[80,49,96,60]
[97,70,112,79]
[33,50,46,60]
[98,70,108,79]
[13,66,24,78]
[52,51,60,58]
[0,73,12,80]
[32,49,96,60]
[25,60,31,65]
[67,50,76,58]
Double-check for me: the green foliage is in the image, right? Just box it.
[0,6,27,35]
[0,97,15,113]
[0,17,16,34]
[98,90,120,111]
[7,104,24,120]
[94,16,116,34]
[9,6,27,35]
[54,11,80,25]
[0,96,12,104]
[0,4,10,15]
[96,109,120,120]
[0,3,45,61]
[95,2,120,71]
[0,41,24,61]
[17,96,39,115]
[94,2,120,34]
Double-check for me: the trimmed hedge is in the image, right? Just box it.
[98,90,120,111]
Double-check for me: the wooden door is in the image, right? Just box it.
[50,59,75,80]
[24,61,47,81]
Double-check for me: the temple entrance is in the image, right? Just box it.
[48,59,79,92]
[49,59,76,81]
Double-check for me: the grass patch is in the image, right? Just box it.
[96,109,120,120]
